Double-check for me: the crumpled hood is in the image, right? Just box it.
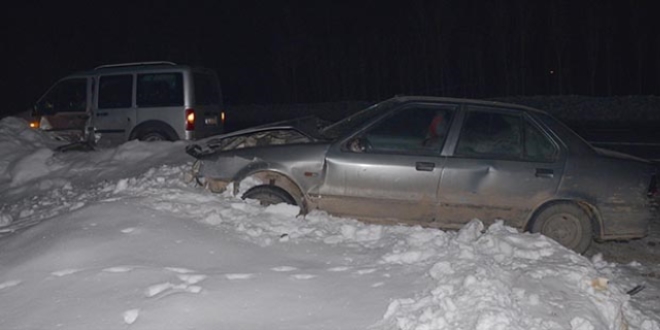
[186,116,331,158]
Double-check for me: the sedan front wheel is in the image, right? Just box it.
[530,203,593,254]
[242,185,296,206]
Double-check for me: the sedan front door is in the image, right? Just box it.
[317,103,458,225]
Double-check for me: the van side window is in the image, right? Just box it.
[137,73,184,107]
[98,75,133,109]
[37,78,87,114]
[193,73,220,105]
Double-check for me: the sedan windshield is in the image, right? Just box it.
[319,98,399,139]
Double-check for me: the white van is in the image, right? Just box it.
[31,62,225,146]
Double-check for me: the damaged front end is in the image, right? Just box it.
[188,155,265,193]
[185,117,326,193]
[185,115,327,158]
[185,129,315,159]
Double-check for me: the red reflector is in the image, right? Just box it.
[185,109,195,131]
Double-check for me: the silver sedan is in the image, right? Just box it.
[186,96,658,253]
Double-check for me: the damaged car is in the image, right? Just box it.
[186,96,658,253]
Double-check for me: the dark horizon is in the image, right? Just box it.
[3,0,659,117]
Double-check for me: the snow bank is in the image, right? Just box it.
[376,220,655,330]
[0,117,63,185]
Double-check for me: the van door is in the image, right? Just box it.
[134,72,184,140]
[191,71,224,139]
[94,74,135,146]
[34,77,90,142]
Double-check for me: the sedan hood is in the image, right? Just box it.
[186,116,331,158]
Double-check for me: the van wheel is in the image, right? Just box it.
[139,131,169,141]
[131,125,177,142]
[530,203,593,254]
[242,185,296,206]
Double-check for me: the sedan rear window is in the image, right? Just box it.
[455,107,558,162]
[525,121,558,162]
[456,110,523,159]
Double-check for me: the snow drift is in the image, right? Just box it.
[0,116,658,329]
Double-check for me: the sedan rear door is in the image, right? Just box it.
[437,105,565,229]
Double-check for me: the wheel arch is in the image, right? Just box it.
[524,199,604,239]
[233,169,307,213]
[129,120,179,141]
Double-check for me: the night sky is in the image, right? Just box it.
[3,0,659,117]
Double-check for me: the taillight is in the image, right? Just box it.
[185,109,195,131]
[221,111,226,124]
[29,120,40,129]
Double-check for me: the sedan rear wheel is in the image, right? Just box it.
[242,185,296,206]
[530,203,593,254]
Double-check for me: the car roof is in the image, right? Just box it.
[391,95,549,116]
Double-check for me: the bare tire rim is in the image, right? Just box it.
[541,212,582,248]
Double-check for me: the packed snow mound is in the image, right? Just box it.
[0,115,659,329]
[0,117,63,185]
[0,117,194,208]
[378,220,656,330]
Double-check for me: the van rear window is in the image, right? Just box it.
[194,73,220,105]
[137,73,184,107]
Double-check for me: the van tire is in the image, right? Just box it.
[139,131,169,141]
[130,122,178,142]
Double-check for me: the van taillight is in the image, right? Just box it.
[185,109,195,130]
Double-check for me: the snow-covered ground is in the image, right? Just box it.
[0,116,659,330]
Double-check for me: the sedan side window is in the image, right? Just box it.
[524,120,558,162]
[352,104,455,155]
[455,110,523,159]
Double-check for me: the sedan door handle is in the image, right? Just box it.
[415,162,435,171]
[535,168,554,178]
